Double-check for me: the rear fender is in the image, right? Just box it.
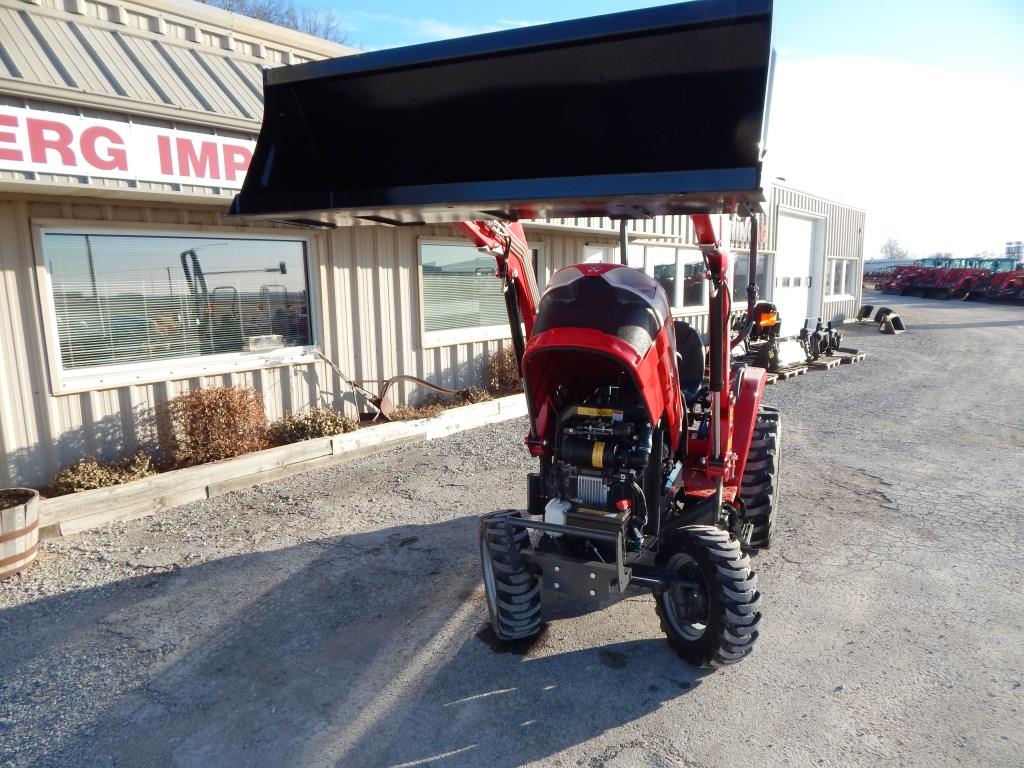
[730,365,768,484]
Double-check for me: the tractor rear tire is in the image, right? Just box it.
[655,526,762,667]
[741,406,781,549]
[480,511,542,641]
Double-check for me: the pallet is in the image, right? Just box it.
[809,357,842,371]
[773,365,807,380]
[764,372,779,386]
[835,348,867,364]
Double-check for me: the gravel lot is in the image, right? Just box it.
[2,293,1022,768]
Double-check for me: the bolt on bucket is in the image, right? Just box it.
[228,0,774,226]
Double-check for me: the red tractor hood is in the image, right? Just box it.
[522,265,683,447]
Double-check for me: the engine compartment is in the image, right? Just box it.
[539,384,669,553]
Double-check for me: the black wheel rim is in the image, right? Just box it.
[661,552,710,641]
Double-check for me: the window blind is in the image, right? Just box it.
[420,242,506,333]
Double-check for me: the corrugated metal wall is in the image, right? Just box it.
[768,184,866,325]
[0,197,344,487]
[0,185,863,488]
[0,197,620,487]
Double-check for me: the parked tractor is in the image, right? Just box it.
[943,268,990,299]
[880,266,927,295]
[965,268,1024,302]
[229,0,778,667]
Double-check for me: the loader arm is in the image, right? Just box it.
[454,220,540,373]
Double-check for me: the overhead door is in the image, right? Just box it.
[774,214,818,337]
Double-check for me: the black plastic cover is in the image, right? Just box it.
[534,276,662,357]
[229,0,773,226]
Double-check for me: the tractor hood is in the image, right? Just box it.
[228,0,774,226]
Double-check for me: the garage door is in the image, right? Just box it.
[774,214,818,337]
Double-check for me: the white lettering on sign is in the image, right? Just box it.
[0,106,254,189]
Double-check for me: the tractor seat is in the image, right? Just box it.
[673,320,706,405]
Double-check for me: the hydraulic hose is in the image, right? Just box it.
[731,215,760,349]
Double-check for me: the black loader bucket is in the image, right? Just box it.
[229,0,774,226]
[880,312,907,334]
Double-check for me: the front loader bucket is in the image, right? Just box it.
[229,0,774,226]
[880,313,906,334]
[873,306,894,323]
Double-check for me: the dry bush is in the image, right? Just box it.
[51,452,155,495]
[387,400,448,421]
[461,387,493,404]
[167,386,269,464]
[487,346,521,394]
[269,408,358,445]
[387,387,494,421]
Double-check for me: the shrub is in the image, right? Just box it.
[269,408,358,445]
[487,346,521,394]
[167,386,269,464]
[387,387,493,421]
[461,387,494,404]
[387,400,448,421]
[51,452,155,495]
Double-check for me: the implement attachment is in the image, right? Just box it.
[229,0,773,225]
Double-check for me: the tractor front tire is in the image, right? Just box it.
[655,526,762,667]
[480,511,542,641]
[741,406,781,549]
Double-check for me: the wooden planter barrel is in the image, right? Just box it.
[0,488,40,581]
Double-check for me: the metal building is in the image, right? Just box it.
[0,0,865,488]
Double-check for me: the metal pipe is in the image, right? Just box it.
[619,219,629,265]
[711,391,721,460]
[708,281,724,392]
[505,517,620,542]
[747,215,759,314]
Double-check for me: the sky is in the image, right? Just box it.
[311,0,1024,259]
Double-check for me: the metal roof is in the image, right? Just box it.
[0,0,355,133]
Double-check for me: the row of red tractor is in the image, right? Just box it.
[870,263,1024,302]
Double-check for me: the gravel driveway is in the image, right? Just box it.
[2,293,1022,767]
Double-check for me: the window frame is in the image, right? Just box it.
[33,221,321,395]
[643,245,679,308]
[825,257,858,300]
[417,236,523,348]
[640,244,708,314]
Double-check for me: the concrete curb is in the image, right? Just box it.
[38,394,528,538]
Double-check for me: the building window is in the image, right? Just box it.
[420,239,507,344]
[646,246,677,306]
[826,258,858,297]
[531,246,547,291]
[679,259,707,308]
[43,231,311,374]
[732,252,773,305]
[644,246,706,311]
[584,245,614,263]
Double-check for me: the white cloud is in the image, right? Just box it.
[764,55,1024,259]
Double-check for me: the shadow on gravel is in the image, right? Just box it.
[902,318,1024,331]
[0,515,706,768]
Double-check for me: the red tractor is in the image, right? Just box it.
[230,0,777,666]
[945,268,991,299]
[966,268,1024,301]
